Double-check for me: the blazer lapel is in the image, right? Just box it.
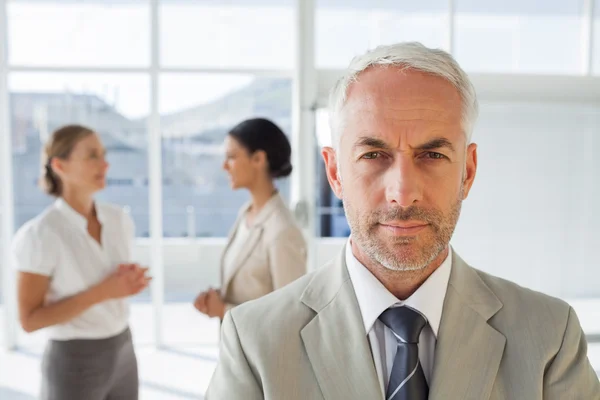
[429,252,506,400]
[300,248,383,400]
[219,202,247,287]
[221,225,263,294]
[251,192,285,226]
[220,194,284,293]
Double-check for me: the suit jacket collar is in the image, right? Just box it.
[300,247,383,399]
[299,246,503,322]
[428,251,506,399]
[220,192,285,292]
[299,245,506,400]
[235,191,285,229]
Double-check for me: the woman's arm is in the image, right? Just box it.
[18,268,149,333]
[18,272,104,333]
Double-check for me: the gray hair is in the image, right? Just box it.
[328,42,478,148]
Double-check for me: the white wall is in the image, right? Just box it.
[452,101,600,298]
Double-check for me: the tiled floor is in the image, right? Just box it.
[0,300,599,399]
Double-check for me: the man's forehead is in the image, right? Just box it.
[340,101,463,139]
[344,98,458,123]
[346,66,461,99]
[337,118,464,153]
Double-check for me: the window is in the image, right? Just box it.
[454,0,585,74]
[9,73,150,235]
[158,73,293,343]
[160,74,292,238]
[7,0,150,67]
[4,0,297,349]
[316,0,449,68]
[160,0,294,69]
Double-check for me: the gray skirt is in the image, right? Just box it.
[41,327,138,400]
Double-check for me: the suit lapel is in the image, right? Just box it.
[221,194,284,293]
[429,252,506,400]
[219,201,248,289]
[300,248,383,400]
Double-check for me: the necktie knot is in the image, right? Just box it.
[379,306,427,344]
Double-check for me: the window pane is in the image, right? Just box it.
[316,0,449,68]
[160,73,292,239]
[9,73,150,237]
[315,108,349,237]
[455,0,585,74]
[160,0,294,69]
[159,73,292,343]
[9,73,152,347]
[7,1,150,67]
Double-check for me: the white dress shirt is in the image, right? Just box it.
[12,199,134,340]
[345,239,452,395]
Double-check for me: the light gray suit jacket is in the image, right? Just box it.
[207,248,600,399]
[220,193,307,312]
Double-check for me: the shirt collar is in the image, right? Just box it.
[345,238,452,338]
[55,198,105,232]
[240,191,283,228]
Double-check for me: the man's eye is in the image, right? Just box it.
[362,152,380,160]
[425,152,445,160]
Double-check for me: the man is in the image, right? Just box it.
[206,42,600,399]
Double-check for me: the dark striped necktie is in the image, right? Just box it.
[379,305,428,400]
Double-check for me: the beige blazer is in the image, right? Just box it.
[220,193,307,312]
[207,246,600,400]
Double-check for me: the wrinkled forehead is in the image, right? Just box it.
[338,68,464,150]
[345,67,461,115]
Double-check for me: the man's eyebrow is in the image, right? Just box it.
[352,136,391,150]
[353,136,456,153]
[414,137,456,153]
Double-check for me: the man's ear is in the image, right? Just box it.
[322,147,342,199]
[462,143,478,199]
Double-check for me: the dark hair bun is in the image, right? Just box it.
[272,162,292,178]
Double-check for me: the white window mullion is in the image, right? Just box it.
[0,0,18,350]
[148,0,164,347]
[292,0,318,270]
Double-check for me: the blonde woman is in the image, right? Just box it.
[12,124,150,400]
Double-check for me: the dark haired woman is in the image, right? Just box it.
[12,124,150,400]
[194,118,307,320]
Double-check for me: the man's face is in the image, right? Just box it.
[322,67,478,271]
